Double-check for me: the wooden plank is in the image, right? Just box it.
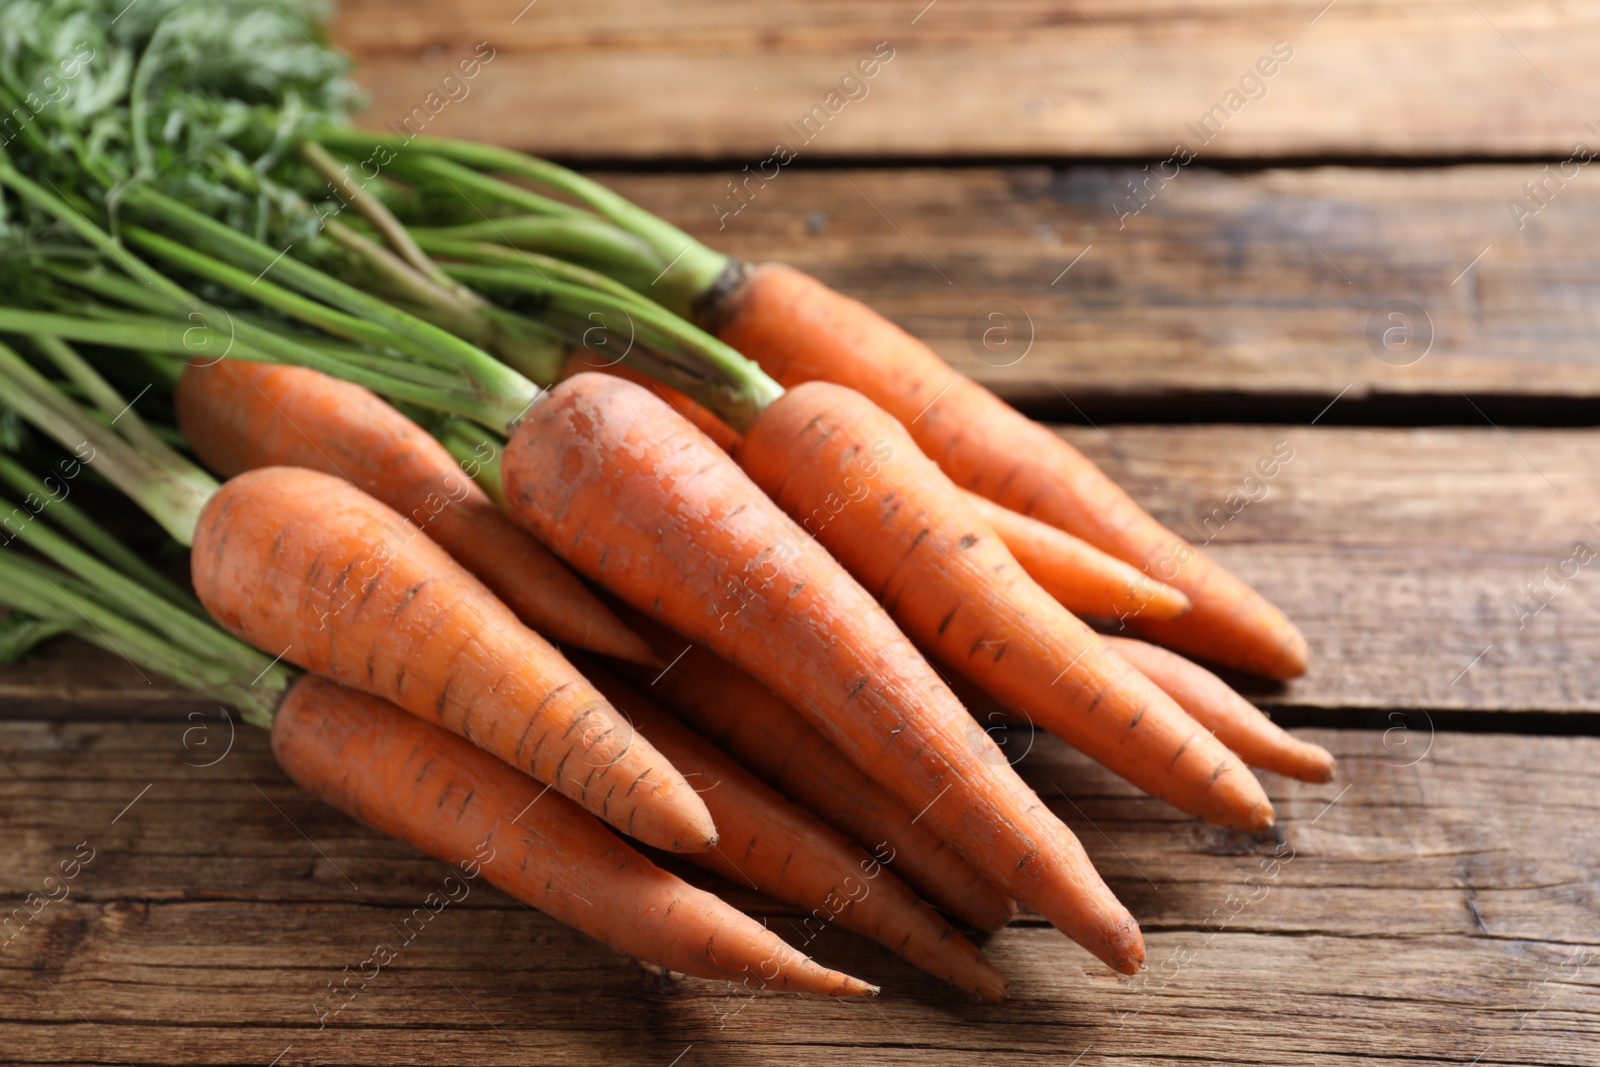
[5,425,1600,716]
[332,0,1600,159]
[0,634,196,719]
[590,165,1600,407]
[1065,424,1600,715]
[0,722,1594,1065]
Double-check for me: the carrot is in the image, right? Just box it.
[711,263,1309,680]
[501,372,1144,973]
[273,674,873,995]
[613,614,1017,933]
[582,667,1009,1000]
[191,464,717,853]
[174,359,657,666]
[1103,636,1335,783]
[736,380,1274,833]
[566,353,744,453]
[959,490,1191,624]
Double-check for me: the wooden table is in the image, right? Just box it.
[6,3,1599,1063]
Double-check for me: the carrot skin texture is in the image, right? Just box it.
[191,466,716,853]
[175,361,657,667]
[501,373,1143,973]
[713,263,1308,680]
[567,354,745,454]
[960,490,1191,624]
[584,667,1009,1001]
[1104,636,1335,783]
[736,382,1274,834]
[615,614,1017,933]
[272,675,872,995]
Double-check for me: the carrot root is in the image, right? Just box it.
[614,610,1019,934]
[736,381,1274,834]
[272,675,872,995]
[961,489,1191,623]
[500,373,1144,973]
[1105,636,1336,783]
[176,360,658,667]
[191,465,716,853]
[586,666,1010,1001]
[712,262,1308,680]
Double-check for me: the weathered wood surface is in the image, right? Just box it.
[1,722,1594,1066]
[592,165,1600,408]
[333,0,1600,161]
[6,424,1600,717]
[1070,424,1600,716]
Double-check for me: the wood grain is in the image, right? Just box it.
[589,165,1600,407]
[0,722,1593,1065]
[1066,424,1600,715]
[331,0,1600,160]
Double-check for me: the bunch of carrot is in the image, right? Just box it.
[0,0,1333,1001]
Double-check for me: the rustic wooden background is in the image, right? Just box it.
[6,2,1600,1064]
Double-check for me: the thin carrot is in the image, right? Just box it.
[175,359,657,666]
[959,490,1191,624]
[501,372,1144,973]
[1103,636,1335,783]
[736,380,1274,833]
[711,263,1309,680]
[613,613,1017,933]
[583,666,1009,1000]
[191,464,717,853]
[273,674,874,995]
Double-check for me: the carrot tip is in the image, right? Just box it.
[669,832,719,853]
[974,974,1011,1003]
[1111,926,1146,975]
[834,978,880,998]
[1299,744,1338,784]
[1243,802,1276,832]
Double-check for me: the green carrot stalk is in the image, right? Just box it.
[0,340,215,543]
[0,613,70,664]
[410,233,664,305]
[0,476,269,672]
[409,216,666,281]
[0,454,199,611]
[312,130,721,291]
[0,548,288,727]
[434,417,509,510]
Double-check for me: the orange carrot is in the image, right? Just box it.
[614,614,1017,933]
[191,464,716,853]
[583,666,1009,1000]
[711,263,1308,680]
[501,372,1143,973]
[959,490,1190,623]
[273,674,872,995]
[1104,636,1335,783]
[736,381,1274,833]
[564,353,746,454]
[175,359,656,666]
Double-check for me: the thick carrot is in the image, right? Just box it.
[175,359,657,666]
[959,490,1191,624]
[736,381,1274,833]
[191,465,716,853]
[583,667,1009,1000]
[1104,636,1335,783]
[501,373,1143,973]
[712,263,1308,680]
[567,353,745,453]
[273,674,872,995]
[614,614,1017,933]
